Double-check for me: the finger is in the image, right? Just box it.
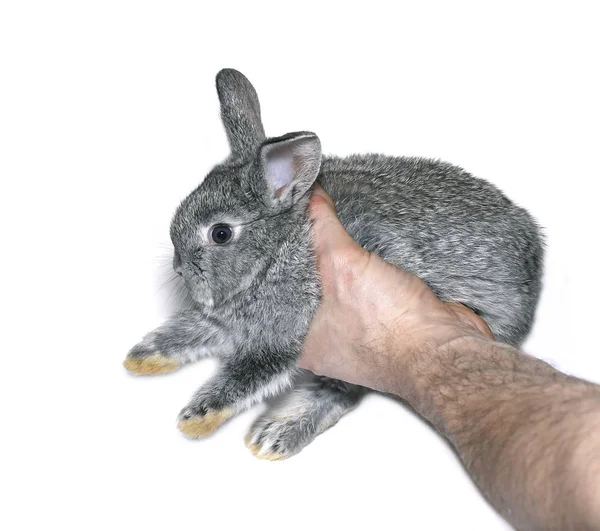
[446,302,495,340]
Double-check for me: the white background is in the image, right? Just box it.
[1,1,599,530]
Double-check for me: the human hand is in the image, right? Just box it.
[298,184,494,396]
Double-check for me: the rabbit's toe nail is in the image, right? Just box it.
[244,431,289,461]
[177,408,231,438]
[123,353,180,375]
[245,439,287,461]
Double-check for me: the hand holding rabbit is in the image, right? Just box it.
[299,183,494,394]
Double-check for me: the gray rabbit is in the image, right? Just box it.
[124,69,544,460]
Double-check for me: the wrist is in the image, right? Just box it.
[396,334,496,415]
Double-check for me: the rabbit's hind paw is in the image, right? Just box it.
[244,415,309,461]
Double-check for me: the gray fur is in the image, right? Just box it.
[127,69,544,459]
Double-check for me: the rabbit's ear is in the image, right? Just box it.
[259,132,322,207]
[216,69,266,159]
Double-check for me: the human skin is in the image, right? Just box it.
[299,184,600,531]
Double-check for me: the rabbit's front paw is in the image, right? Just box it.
[177,401,232,439]
[123,343,181,375]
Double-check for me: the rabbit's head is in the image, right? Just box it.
[170,69,321,307]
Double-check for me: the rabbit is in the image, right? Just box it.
[123,68,544,460]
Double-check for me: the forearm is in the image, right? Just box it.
[401,337,600,531]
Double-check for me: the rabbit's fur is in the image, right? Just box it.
[124,69,544,460]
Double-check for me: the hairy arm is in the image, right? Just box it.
[401,337,600,531]
[300,184,600,530]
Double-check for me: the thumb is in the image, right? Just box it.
[308,183,363,257]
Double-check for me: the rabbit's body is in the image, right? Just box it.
[124,69,544,460]
[320,154,543,346]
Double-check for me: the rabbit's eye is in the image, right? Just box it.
[210,224,232,244]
